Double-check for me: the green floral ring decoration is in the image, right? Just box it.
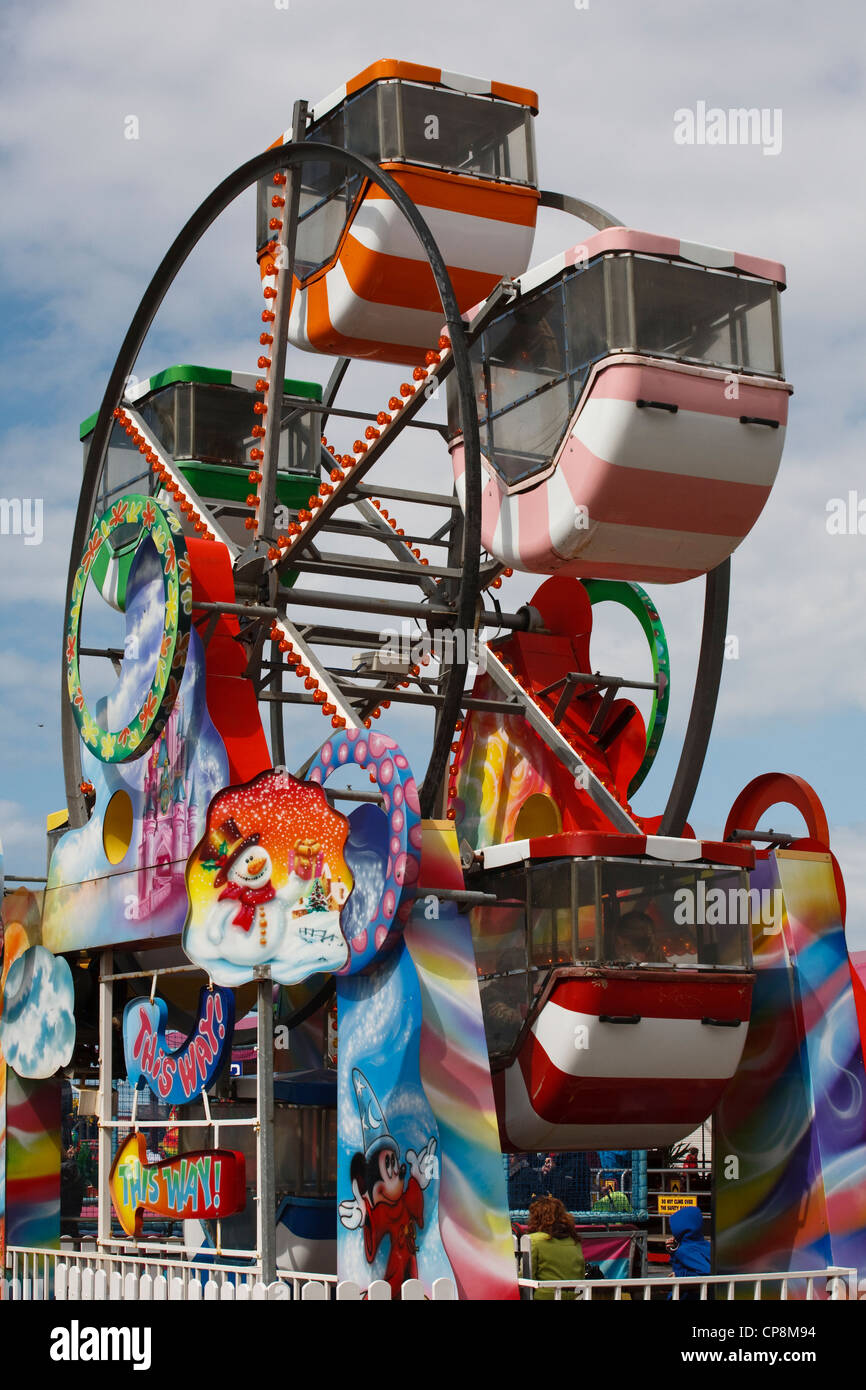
[65,494,193,762]
[583,578,670,798]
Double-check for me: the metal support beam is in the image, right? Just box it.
[303,399,447,433]
[260,686,519,714]
[350,483,460,509]
[728,828,796,847]
[255,966,276,1285]
[280,585,533,630]
[539,189,623,230]
[292,553,463,584]
[319,516,452,549]
[659,559,730,836]
[97,948,114,1248]
[483,649,639,833]
[416,885,497,905]
[256,100,306,547]
[268,635,286,766]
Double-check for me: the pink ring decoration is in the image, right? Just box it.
[307,730,421,975]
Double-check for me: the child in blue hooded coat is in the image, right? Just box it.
[666,1206,711,1297]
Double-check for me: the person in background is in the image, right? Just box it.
[76,1136,97,1191]
[526,1195,585,1300]
[611,910,660,963]
[591,1178,632,1214]
[681,1146,699,1170]
[666,1205,711,1299]
[507,1153,534,1210]
[60,1144,84,1240]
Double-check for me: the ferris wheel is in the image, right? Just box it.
[63,58,790,868]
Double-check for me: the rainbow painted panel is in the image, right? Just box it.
[5,1072,60,1250]
[0,1063,5,1281]
[404,822,519,1300]
[453,674,568,851]
[0,890,47,1279]
[715,851,866,1281]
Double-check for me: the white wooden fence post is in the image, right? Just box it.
[300,1281,327,1300]
[431,1277,457,1300]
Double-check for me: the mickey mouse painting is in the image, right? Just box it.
[339,1067,437,1296]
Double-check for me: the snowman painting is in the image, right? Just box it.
[182,771,353,988]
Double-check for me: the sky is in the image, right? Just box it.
[0,0,863,936]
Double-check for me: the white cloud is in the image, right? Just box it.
[0,944,75,1078]
[0,799,48,875]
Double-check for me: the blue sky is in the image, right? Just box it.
[0,0,863,934]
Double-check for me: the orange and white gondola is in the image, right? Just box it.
[449,229,793,583]
[259,61,540,364]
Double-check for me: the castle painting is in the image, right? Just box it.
[131,702,201,921]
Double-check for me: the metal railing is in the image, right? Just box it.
[518,1268,858,1301]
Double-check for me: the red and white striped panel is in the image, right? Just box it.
[515,231,786,298]
[480,831,755,871]
[494,970,753,1152]
[280,60,539,129]
[452,356,791,583]
[286,169,538,365]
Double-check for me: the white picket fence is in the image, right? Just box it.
[2,1246,456,1301]
[3,1245,858,1302]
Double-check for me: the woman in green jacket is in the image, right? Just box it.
[527,1196,585,1299]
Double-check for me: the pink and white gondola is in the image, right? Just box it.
[449,229,792,583]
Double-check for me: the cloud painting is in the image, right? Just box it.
[0,944,75,1079]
